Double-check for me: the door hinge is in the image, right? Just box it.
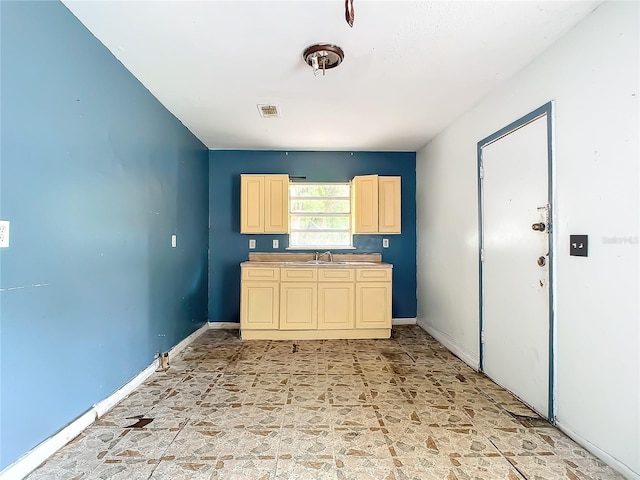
[480,249,485,262]
[481,330,485,344]
[479,165,484,179]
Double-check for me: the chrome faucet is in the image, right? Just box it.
[318,251,333,262]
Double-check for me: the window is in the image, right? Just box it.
[289,183,352,248]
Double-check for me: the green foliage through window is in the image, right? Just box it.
[289,183,351,248]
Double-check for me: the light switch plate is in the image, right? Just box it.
[272,239,279,249]
[249,239,256,249]
[382,238,389,248]
[0,220,9,248]
[171,234,177,248]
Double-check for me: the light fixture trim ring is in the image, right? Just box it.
[302,43,345,70]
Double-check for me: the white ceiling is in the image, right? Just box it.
[62,0,601,151]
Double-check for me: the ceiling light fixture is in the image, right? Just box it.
[302,44,344,77]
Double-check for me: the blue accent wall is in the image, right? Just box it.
[0,1,209,469]
[209,150,417,322]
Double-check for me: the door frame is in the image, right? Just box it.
[476,102,556,422]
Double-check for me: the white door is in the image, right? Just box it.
[481,114,551,418]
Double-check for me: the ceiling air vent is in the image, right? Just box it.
[257,104,281,118]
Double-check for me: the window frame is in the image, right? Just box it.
[287,182,354,250]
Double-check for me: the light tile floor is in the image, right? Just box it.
[26,326,625,480]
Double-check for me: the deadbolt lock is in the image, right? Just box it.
[532,222,546,232]
[537,256,546,267]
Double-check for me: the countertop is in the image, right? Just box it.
[241,261,392,269]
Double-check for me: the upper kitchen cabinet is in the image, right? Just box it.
[240,174,289,234]
[378,176,401,234]
[352,175,401,234]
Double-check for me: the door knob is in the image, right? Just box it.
[532,222,546,232]
[537,256,546,267]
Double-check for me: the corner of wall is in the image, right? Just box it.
[416,317,480,370]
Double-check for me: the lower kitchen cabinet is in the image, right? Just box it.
[318,282,355,329]
[240,281,279,330]
[280,282,318,330]
[355,282,392,329]
[240,263,391,339]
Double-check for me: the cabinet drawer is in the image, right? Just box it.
[242,267,280,281]
[318,268,356,282]
[356,268,392,282]
[281,268,318,281]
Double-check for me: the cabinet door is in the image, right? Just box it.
[355,282,391,329]
[265,175,289,233]
[318,283,355,330]
[240,175,264,233]
[378,176,401,234]
[280,282,317,330]
[241,281,279,329]
[352,175,378,233]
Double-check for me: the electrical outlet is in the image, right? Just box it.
[249,239,256,249]
[272,239,279,249]
[382,238,389,248]
[171,234,177,248]
[0,220,10,248]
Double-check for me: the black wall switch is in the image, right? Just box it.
[570,235,588,257]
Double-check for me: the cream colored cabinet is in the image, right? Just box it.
[240,174,289,234]
[241,175,264,233]
[241,264,391,339]
[240,267,280,330]
[355,268,392,329]
[280,282,318,330]
[378,176,401,234]
[264,175,289,233]
[280,268,317,330]
[352,175,379,233]
[318,268,355,330]
[352,175,401,234]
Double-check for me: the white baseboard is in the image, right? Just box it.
[171,322,211,355]
[208,321,240,329]
[392,318,417,325]
[0,409,96,480]
[0,323,210,480]
[555,422,639,480]
[93,362,158,420]
[416,317,480,370]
